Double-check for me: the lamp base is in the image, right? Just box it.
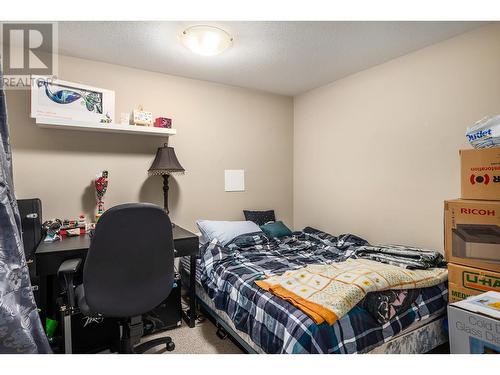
[161,174,175,228]
[162,174,170,215]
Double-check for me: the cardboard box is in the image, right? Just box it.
[444,199,500,272]
[460,148,500,201]
[448,263,500,303]
[448,291,500,354]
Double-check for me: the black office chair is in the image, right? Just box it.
[58,203,176,354]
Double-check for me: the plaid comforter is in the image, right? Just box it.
[198,228,448,354]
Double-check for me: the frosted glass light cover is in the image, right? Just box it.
[181,25,233,56]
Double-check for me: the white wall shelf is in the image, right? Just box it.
[35,117,177,137]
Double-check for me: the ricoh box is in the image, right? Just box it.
[448,291,500,354]
[460,148,500,201]
[448,263,500,303]
[444,199,500,272]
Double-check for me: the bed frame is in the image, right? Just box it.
[197,293,258,353]
[195,284,448,354]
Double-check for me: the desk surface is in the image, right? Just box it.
[36,224,197,255]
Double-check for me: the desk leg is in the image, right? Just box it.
[38,276,48,331]
[188,255,196,327]
[181,255,197,328]
[180,255,197,328]
[178,254,198,328]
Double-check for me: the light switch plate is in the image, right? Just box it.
[225,169,245,192]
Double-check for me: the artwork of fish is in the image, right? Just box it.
[37,78,103,114]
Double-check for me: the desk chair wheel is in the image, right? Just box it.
[166,341,175,351]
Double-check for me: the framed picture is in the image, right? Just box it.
[31,76,115,124]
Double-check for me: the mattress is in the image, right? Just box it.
[180,229,448,354]
[196,283,447,354]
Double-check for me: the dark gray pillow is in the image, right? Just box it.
[243,210,276,226]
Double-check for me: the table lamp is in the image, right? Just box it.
[148,144,185,215]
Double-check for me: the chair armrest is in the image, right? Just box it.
[58,258,82,274]
[58,259,83,308]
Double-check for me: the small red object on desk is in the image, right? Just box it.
[154,117,172,128]
[60,227,86,237]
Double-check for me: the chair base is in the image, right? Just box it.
[134,336,175,354]
[118,316,175,354]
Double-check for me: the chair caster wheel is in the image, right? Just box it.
[166,342,175,351]
[216,326,228,340]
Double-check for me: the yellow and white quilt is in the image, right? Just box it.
[255,258,447,325]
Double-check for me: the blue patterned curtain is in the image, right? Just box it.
[0,74,51,353]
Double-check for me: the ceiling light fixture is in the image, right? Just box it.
[181,25,233,56]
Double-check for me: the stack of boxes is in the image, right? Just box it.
[445,148,500,302]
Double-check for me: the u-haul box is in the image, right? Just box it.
[448,263,500,303]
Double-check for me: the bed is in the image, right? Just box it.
[181,227,448,354]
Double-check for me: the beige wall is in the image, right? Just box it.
[294,23,500,251]
[7,55,294,232]
[9,24,499,247]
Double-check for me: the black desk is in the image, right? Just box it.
[35,224,199,328]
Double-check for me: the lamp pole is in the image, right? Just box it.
[162,174,170,214]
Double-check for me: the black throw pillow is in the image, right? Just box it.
[243,210,276,226]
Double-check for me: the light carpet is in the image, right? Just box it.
[140,319,244,354]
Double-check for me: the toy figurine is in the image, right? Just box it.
[77,214,87,228]
[94,171,109,221]
[100,112,113,124]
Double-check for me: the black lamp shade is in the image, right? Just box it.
[148,146,185,176]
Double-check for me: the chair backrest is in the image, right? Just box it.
[83,203,174,317]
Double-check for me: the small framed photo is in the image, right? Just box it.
[31,76,115,124]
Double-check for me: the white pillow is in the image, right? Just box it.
[196,220,262,246]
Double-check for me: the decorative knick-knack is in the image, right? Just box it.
[94,171,109,221]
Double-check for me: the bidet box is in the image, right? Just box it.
[460,148,500,201]
[444,199,500,272]
[448,291,500,354]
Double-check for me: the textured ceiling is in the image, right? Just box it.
[57,21,485,96]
